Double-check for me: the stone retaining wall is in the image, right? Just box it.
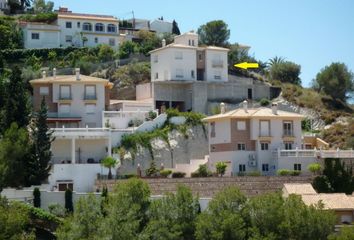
[95,176,313,197]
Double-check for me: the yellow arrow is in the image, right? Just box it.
[234,62,259,70]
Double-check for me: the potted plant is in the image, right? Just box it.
[101,156,118,180]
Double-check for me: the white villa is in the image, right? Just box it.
[203,101,353,176]
[21,7,120,49]
[29,69,161,192]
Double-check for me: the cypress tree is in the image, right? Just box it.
[0,66,31,134]
[65,188,74,213]
[33,187,41,208]
[172,20,181,35]
[27,97,54,185]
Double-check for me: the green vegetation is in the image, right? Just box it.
[197,20,230,47]
[118,109,205,163]
[172,19,181,35]
[33,187,40,208]
[65,189,74,213]
[112,61,150,88]
[18,12,57,23]
[313,62,353,101]
[172,172,186,178]
[160,169,172,178]
[191,164,212,178]
[145,160,159,177]
[259,98,271,106]
[307,163,322,174]
[0,16,23,49]
[269,60,301,85]
[215,162,228,177]
[312,158,354,194]
[322,120,354,149]
[277,169,301,176]
[328,226,354,240]
[101,156,118,179]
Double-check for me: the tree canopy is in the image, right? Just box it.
[269,61,301,85]
[314,62,354,101]
[197,20,230,47]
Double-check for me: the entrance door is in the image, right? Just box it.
[248,88,253,99]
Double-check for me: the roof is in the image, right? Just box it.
[30,75,113,88]
[149,43,198,53]
[203,106,304,122]
[58,12,118,22]
[283,183,317,195]
[301,193,354,210]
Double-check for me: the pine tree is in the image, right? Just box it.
[27,97,54,185]
[172,20,181,35]
[0,66,31,134]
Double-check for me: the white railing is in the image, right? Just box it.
[52,127,111,138]
[277,148,354,159]
[102,110,158,129]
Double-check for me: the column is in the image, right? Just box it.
[71,138,76,164]
[107,132,112,157]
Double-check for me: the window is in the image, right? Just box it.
[239,164,246,172]
[85,104,96,114]
[175,51,183,60]
[188,39,191,46]
[294,164,301,171]
[214,71,221,80]
[237,143,246,151]
[262,164,269,172]
[153,55,158,63]
[66,22,72,28]
[83,22,92,31]
[109,38,115,46]
[284,142,293,150]
[65,35,72,43]
[39,86,49,95]
[212,55,223,68]
[31,33,39,40]
[94,37,98,43]
[283,121,293,136]
[59,104,70,114]
[58,182,73,191]
[237,121,246,130]
[77,22,80,28]
[85,85,96,100]
[261,142,269,151]
[176,69,183,78]
[192,40,195,46]
[59,85,71,99]
[95,23,104,32]
[107,24,117,33]
[198,53,202,61]
[210,122,215,138]
[155,72,158,79]
[191,70,195,78]
[260,120,270,136]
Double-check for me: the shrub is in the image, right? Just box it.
[259,98,270,106]
[247,171,261,176]
[19,12,58,24]
[145,160,159,177]
[48,203,66,218]
[147,110,157,120]
[290,170,301,176]
[215,162,228,177]
[191,172,200,178]
[65,189,73,213]
[172,172,186,178]
[308,163,321,174]
[277,169,291,176]
[33,188,41,208]
[192,164,212,178]
[160,169,172,178]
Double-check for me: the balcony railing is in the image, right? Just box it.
[276,149,354,159]
[48,112,81,119]
[52,127,111,138]
[283,130,294,137]
[59,95,72,100]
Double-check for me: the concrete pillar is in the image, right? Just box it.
[108,135,112,157]
[71,138,76,164]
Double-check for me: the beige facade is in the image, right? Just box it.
[30,69,113,128]
[203,102,306,175]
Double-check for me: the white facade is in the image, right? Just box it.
[0,0,8,10]
[21,22,61,49]
[150,31,229,82]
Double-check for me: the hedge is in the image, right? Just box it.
[0,47,89,63]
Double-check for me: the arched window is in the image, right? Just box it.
[82,22,92,31]
[107,24,117,33]
[95,23,105,32]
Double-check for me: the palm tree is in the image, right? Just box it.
[267,56,285,68]
[101,156,117,180]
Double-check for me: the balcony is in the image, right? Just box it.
[52,127,111,139]
[276,149,354,159]
[48,112,81,119]
[58,95,72,103]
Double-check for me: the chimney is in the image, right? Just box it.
[42,70,46,79]
[75,68,80,80]
[162,39,166,47]
[272,103,278,115]
[220,102,226,114]
[243,100,248,112]
[53,68,56,78]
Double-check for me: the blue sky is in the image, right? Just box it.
[51,0,354,87]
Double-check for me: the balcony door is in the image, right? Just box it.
[283,121,293,136]
[260,120,270,136]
